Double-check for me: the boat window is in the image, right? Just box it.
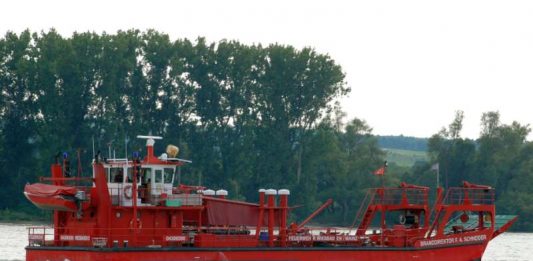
[126,167,141,183]
[110,167,124,183]
[155,169,163,183]
[164,168,174,183]
[106,168,111,182]
[126,168,132,182]
[142,168,152,184]
[482,211,493,229]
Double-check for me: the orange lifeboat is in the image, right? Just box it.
[24,183,79,212]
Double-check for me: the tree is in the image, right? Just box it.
[476,112,531,191]
[496,143,533,230]
[448,110,464,139]
[480,111,500,138]
[295,116,386,224]
[427,110,475,188]
[0,30,39,209]
[426,110,532,230]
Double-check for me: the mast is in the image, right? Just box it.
[132,151,139,245]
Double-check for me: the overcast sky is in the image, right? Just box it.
[2,0,532,139]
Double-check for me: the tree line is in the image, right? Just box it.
[0,29,361,222]
[404,111,532,230]
[0,30,531,230]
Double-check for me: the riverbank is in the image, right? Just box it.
[0,209,50,224]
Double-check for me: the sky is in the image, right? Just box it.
[1,0,532,139]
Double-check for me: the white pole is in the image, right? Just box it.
[124,136,128,160]
[437,166,440,188]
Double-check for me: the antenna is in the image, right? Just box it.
[125,135,129,160]
[107,141,112,159]
[137,135,163,140]
[92,136,95,160]
[137,135,163,146]
[137,135,162,158]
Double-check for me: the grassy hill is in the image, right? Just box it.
[377,135,428,152]
[383,148,428,167]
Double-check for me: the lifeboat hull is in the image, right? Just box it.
[26,242,488,261]
[24,183,78,212]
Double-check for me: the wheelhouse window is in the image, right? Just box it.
[126,167,142,183]
[164,168,174,184]
[155,169,163,183]
[141,168,152,184]
[109,167,124,183]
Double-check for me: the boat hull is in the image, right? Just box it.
[26,243,487,261]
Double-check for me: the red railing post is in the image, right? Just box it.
[255,189,266,241]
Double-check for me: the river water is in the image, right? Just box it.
[1,222,531,261]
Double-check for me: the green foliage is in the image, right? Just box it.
[300,116,386,224]
[0,30,368,225]
[411,111,532,231]
[0,208,50,222]
[0,30,531,231]
[497,145,533,230]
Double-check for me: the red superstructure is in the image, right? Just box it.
[24,135,517,261]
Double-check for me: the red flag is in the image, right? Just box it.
[373,166,385,176]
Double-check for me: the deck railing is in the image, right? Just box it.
[443,188,495,205]
[106,187,203,206]
[366,187,429,206]
[27,225,430,248]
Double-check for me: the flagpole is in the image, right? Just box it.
[382,161,387,188]
[437,166,440,188]
[431,163,440,189]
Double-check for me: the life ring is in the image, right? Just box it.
[130,218,142,229]
[124,185,133,199]
[399,215,406,225]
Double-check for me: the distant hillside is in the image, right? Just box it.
[377,135,428,152]
[383,148,428,167]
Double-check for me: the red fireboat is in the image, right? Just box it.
[24,135,517,261]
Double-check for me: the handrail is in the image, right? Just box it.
[348,190,374,233]
[297,199,333,230]
[40,177,94,182]
[27,225,431,248]
[443,187,495,205]
[349,186,429,234]
[371,187,429,205]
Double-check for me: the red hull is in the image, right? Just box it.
[26,243,487,261]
